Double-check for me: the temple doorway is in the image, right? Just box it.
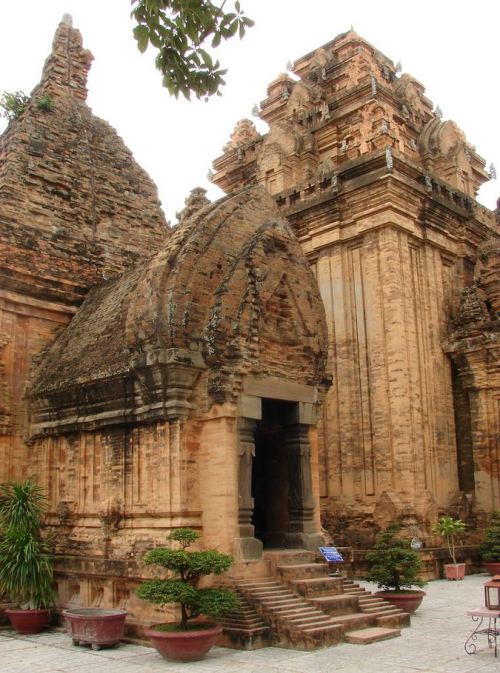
[252,399,295,548]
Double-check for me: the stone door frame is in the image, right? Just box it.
[234,376,323,561]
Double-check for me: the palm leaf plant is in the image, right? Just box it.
[0,479,55,609]
[137,527,238,631]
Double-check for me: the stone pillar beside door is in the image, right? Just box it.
[233,396,263,561]
[285,403,324,551]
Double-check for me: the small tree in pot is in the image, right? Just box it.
[365,522,426,613]
[433,516,466,580]
[137,528,239,662]
[479,511,500,575]
[0,479,55,633]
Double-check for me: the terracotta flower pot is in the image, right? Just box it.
[145,622,222,662]
[483,562,500,576]
[444,563,466,580]
[374,590,426,613]
[63,608,127,650]
[5,608,50,634]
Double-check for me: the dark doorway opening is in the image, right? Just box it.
[451,359,475,494]
[252,399,296,548]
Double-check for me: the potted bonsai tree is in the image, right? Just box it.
[136,527,239,662]
[479,511,500,575]
[366,522,426,613]
[433,516,466,580]
[0,479,55,633]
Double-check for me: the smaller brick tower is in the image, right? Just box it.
[0,16,169,482]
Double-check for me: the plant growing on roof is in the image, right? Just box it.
[136,527,238,630]
[0,90,29,120]
[36,93,54,112]
[433,516,466,566]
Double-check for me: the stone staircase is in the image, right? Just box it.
[218,590,273,650]
[221,550,410,650]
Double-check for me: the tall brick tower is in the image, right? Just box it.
[212,30,498,540]
[0,17,169,481]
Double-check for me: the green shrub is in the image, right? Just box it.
[365,522,425,592]
[0,90,29,120]
[480,511,500,562]
[36,94,54,112]
[137,527,239,629]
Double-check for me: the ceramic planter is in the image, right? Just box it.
[374,590,426,613]
[483,562,500,576]
[145,622,222,662]
[63,608,127,650]
[5,608,50,634]
[444,563,466,580]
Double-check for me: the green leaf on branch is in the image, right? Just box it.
[133,25,149,53]
[131,0,253,99]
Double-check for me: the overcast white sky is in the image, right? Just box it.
[1,0,498,222]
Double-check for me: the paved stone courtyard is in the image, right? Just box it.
[1,574,499,673]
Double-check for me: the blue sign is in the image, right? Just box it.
[319,546,343,563]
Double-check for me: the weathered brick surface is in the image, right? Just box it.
[0,18,169,481]
[213,30,499,542]
[29,186,327,422]
[1,21,498,633]
[26,185,329,629]
[0,17,168,304]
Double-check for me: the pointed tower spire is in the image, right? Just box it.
[39,16,93,101]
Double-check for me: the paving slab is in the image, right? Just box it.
[1,574,500,672]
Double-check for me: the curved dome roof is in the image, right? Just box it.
[31,186,328,422]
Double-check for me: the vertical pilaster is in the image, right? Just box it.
[234,415,263,560]
[286,418,323,551]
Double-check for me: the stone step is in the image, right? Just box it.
[292,576,341,597]
[260,599,310,611]
[218,625,273,650]
[309,594,359,615]
[328,612,375,630]
[344,627,401,644]
[238,580,279,588]
[263,550,316,570]
[277,563,329,581]
[286,615,335,627]
[250,590,295,599]
[361,604,400,614]
[298,623,344,650]
[376,612,411,629]
[267,603,317,616]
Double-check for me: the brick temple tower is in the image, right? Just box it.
[0,16,169,481]
[212,30,499,542]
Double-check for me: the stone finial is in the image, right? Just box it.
[224,118,260,152]
[40,18,93,101]
[176,187,210,225]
